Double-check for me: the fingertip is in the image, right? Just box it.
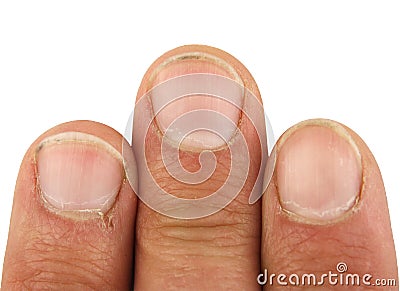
[262,118,398,286]
[2,120,137,290]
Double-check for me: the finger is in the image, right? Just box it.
[132,45,265,290]
[2,121,137,290]
[261,119,398,289]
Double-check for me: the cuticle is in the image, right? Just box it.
[147,52,243,86]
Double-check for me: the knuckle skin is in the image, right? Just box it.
[135,190,260,290]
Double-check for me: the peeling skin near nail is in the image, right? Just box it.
[281,194,359,224]
[39,185,121,213]
[36,176,124,221]
[38,180,121,221]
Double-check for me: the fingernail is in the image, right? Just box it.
[36,132,124,215]
[149,51,244,150]
[276,120,362,223]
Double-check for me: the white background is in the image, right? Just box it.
[0,0,399,282]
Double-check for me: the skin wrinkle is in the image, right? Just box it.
[8,256,109,290]
[136,190,259,287]
[136,206,256,232]
[155,227,254,248]
[20,256,113,289]
[145,206,257,228]
[155,255,249,290]
[147,149,257,213]
[24,234,114,271]
[143,222,255,249]
[267,223,376,274]
[10,199,121,289]
[7,277,96,291]
[22,277,99,291]
[148,154,230,183]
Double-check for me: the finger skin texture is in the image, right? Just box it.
[3,44,397,291]
[262,119,398,290]
[2,121,137,290]
[134,45,263,290]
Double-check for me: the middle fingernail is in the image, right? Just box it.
[149,51,245,150]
